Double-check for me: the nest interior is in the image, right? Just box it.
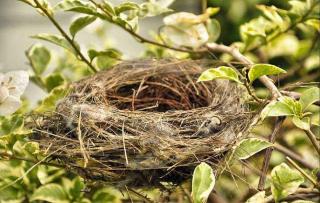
[33,59,252,187]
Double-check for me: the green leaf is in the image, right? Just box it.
[44,73,66,92]
[245,191,265,203]
[139,0,174,17]
[37,165,65,185]
[192,162,215,203]
[27,44,51,75]
[88,49,122,61]
[299,87,320,111]
[92,188,121,203]
[69,177,85,200]
[0,115,24,135]
[70,15,97,38]
[32,34,77,54]
[291,201,315,203]
[271,163,304,202]
[206,19,221,42]
[114,2,140,14]
[23,142,40,155]
[256,5,284,27]
[36,85,69,113]
[197,66,242,84]
[101,1,115,16]
[234,138,272,160]
[292,116,310,130]
[55,0,103,18]
[280,96,303,116]
[261,99,294,120]
[30,183,69,203]
[248,64,286,83]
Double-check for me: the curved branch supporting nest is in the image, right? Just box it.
[32,59,253,187]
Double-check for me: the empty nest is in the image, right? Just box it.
[33,59,252,187]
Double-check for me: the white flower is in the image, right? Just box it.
[0,71,29,116]
[162,12,209,48]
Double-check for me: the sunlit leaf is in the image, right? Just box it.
[32,34,77,54]
[234,138,272,160]
[27,44,51,75]
[101,1,115,16]
[245,191,265,203]
[192,162,215,203]
[88,49,122,61]
[198,66,242,84]
[248,64,286,83]
[114,2,140,14]
[299,87,320,111]
[292,116,310,130]
[305,19,320,32]
[261,100,293,120]
[92,187,122,203]
[140,0,174,17]
[271,163,304,202]
[0,115,24,135]
[207,19,221,42]
[44,73,66,92]
[30,184,69,203]
[36,85,69,112]
[70,15,97,38]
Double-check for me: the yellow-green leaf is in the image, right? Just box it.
[69,15,97,38]
[198,66,242,84]
[27,44,51,75]
[30,184,69,203]
[299,87,320,111]
[271,163,304,202]
[192,162,215,203]
[32,34,77,54]
[248,64,286,83]
[234,138,272,160]
[292,116,310,130]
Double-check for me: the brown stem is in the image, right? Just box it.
[206,43,282,99]
[286,157,318,187]
[273,143,316,169]
[33,0,98,73]
[257,117,285,191]
[89,0,207,54]
[265,188,319,203]
[305,129,320,155]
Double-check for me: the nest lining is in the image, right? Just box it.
[33,59,252,187]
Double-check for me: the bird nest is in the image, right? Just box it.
[32,59,252,187]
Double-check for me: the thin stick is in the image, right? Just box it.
[286,157,318,187]
[33,0,98,73]
[77,111,89,168]
[305,129,320,155]
[89,0,207,54]
[273,143,316,169]
[122,122,129,166]
[127,188,154,203]
[257,117,285,191]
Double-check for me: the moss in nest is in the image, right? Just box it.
[32,59,252,187]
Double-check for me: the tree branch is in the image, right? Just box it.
[305,129,320,155]
[286,157,318,187]
[257,117,285,191]
[34,0,98,73]
[206,43,282,99]
[273,143,316,169]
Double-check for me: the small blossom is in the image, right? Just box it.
[0,71,29,116]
